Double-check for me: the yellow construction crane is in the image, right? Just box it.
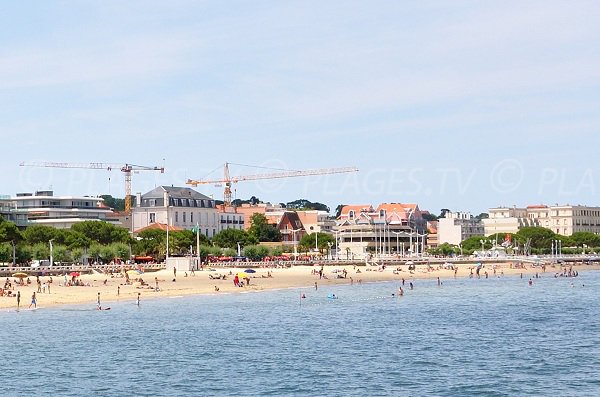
[19,161,164,213]
[186,162,358,206]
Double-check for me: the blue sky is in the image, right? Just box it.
[1,0,599,215]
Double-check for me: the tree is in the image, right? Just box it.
[334,204,346,219]
[286,199,330,212]
[421,213,438,222]
[136,229,166,258]
[243,245,270,261]
[248,213,281,242]
[428,243,457,256]
[231,196,261,206]
[100,195,126,211]
[169,230,197,255]
[52,245,71,263]
[475,213,489,220]
[22,225,59,245]
[439,209,451,218]
[460,235,488,252]
[212,229,258,249]
[515,227,557,249]
[71,221,131,245]
[569,232,600,248]
[31,243,50,260]
[0,217,21,243]
[298,232,335,252]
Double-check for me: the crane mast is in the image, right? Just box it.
[19,161,164,214]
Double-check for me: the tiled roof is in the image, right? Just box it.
[134,222,184,233]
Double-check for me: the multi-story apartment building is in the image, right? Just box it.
[8,191,116,229]
[483,204,600,236]
[0,195,28,227]
[437,211,484,245]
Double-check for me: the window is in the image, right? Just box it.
[183,212,187,223]
[190,212,194,223]
[175,211,179,223]
[349,210,355,220]
[149,213,156,223]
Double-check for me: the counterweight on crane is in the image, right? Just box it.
[186,162,358,206]
[19,161,164,213]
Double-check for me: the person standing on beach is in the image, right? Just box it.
[173,267,177,278]
[16,291,20,311]
[155,277,159,292]
[97,292,101,310]
[29,292,37,309]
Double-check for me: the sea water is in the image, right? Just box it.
[1,271,599,396]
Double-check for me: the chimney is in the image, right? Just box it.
[136,192,142,208]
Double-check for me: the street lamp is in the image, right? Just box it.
[49,239,55,267]
[11,240,16,266]
[334,229,339,260]
[237,242,242,257]
[327,241,332,260]
[391,231,402,256]
[479,239,485,256]
[407,209,415,257]
[291,228,302,259]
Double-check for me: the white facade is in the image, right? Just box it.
[437,212,484,245]
[218,211,245,232]
[132,186,219,237]
[483,205,600,236]
[10,191,116,229]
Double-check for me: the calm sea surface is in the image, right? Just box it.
[1,271,599,396]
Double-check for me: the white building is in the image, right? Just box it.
[132,186,219,237]
[217,211,245,232]
[9,191,116,229]
[483,204,600,236]
[437,211,484,245]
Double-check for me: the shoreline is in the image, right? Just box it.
[2,262,597,311]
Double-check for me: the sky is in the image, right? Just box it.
[1,0,599,215]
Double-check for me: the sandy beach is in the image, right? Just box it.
[1,261,598,310]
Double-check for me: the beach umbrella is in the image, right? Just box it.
[12,272,28,278]
[127,269,142,277]
[237,272,249,279]
[244,269,256,273]
[69,272,80,277]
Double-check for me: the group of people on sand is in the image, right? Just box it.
[233,274,249,287]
